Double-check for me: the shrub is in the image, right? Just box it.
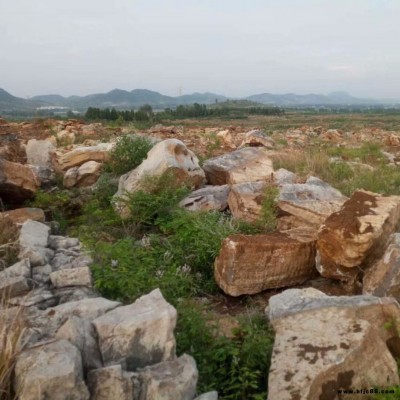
[259,186,279,231]
[176,301,274,399]
[107,135,153,175]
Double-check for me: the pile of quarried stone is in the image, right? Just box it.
[0,219,216,400]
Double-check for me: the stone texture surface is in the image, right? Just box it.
[0,159,40,202]
[241,129,275,148]
[93,289,177,370]
[63,160,102,188]
[227,181,267,222]
[277,176,347,231]
[179,185,230,212]
[0,258,31,297]
[56,316,102,371]
[267,289,400,400]
[88,365,135,400]
[0,208,45,225]
[14,340,90,400]
[202,147,274,185]
[214,233,317,296]
[50,266,92,288]
[26,139,55,168]
[113,139,205,217]
[138,354,198,400]
[194,392,218,400]
[54,143,114,172]
[19,220,50,249]
[318,190,400,281]
[363,233,400,298]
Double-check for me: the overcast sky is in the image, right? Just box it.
[0,0,399,99]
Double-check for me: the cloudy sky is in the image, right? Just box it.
[0,0,399,98]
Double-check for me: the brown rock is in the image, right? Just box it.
[363,233,400,298]
[227,181,267,222]
[241,129,275,148]
[202,147,274,185]
[63,161,102,188]
[277,176,347,231]
[267,289,400,400]
[317,190,400,282]
[0,159,40,203]
[214,233,317,296]
[0,208,45,225]
[54,143,114,172]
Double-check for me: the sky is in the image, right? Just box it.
[0,0,399,99]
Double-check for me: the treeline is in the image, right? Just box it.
[85,105,152,122]
[159,103,284,119]
[85,103,284,122]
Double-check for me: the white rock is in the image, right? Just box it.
[19,220,50,249]
[26,139,55,169]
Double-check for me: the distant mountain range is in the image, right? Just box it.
[0,87,398,114]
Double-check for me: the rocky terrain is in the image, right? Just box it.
[2,116,400,399]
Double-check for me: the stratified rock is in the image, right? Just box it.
[318,190,400,281]
[277,176,347,230]
[88,365,135,400]
[202,147,274,185]
[0,159,40,202]
[227,181,267,222]
[363,233,400,298]
[241,129,275,148]
[138,354,198,400]
[214,233,317,296]
[0,258,31,297]
[179,185,230,212]
[63,161,102,188]
[113,139,205,218]
[0,207,45,225]
[56,316,102,371]
[26,139,55,169]
[93,289,177,370]
[267,289,400,400]
[50,266,92,288]
[14,340,90,400]
[54,143,114,172]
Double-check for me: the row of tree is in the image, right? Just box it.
[85,106,153,122]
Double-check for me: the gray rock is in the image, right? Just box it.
[194,392,218,400]
[273,168,296,185]
[32,264,53,285]
[49,235,80,250]
[0,258,31,297]
[14,339,90,400]
[93,289,176,370]
[26,139,55,169]
[138,354,198,400]
[51,253,74,269]
[8,287,57,308]
[55,286,99,303]
[19,220,50,249]
[56,316,102,371]
[241,129,275,148]
[19,246,54,267]
[87,364,136,400]
[179,185,230,212]
[29,165,56,187]
[50,266,92,288]
[71,254,93,268]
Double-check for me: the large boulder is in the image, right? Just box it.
[63,160,102,188]
[363,233,400,298]
[0,207,45,225]
[318,190,400,282]
[227,181,267,223]
[241,129,275,148]
[113,139,205,218]
[93,289,177,370]
[267,288,400,400]
[179,185,230,212]
[138,354,198,400]
[26,139,55,169]
[87,364,135,400]
[214,233,317,296]
[14,340,90,400]
[0,159,40,202]
[202,147,274,185]
[277,176,347,231]
[54,143,114,172]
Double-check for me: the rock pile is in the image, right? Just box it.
[0,219,211,400]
